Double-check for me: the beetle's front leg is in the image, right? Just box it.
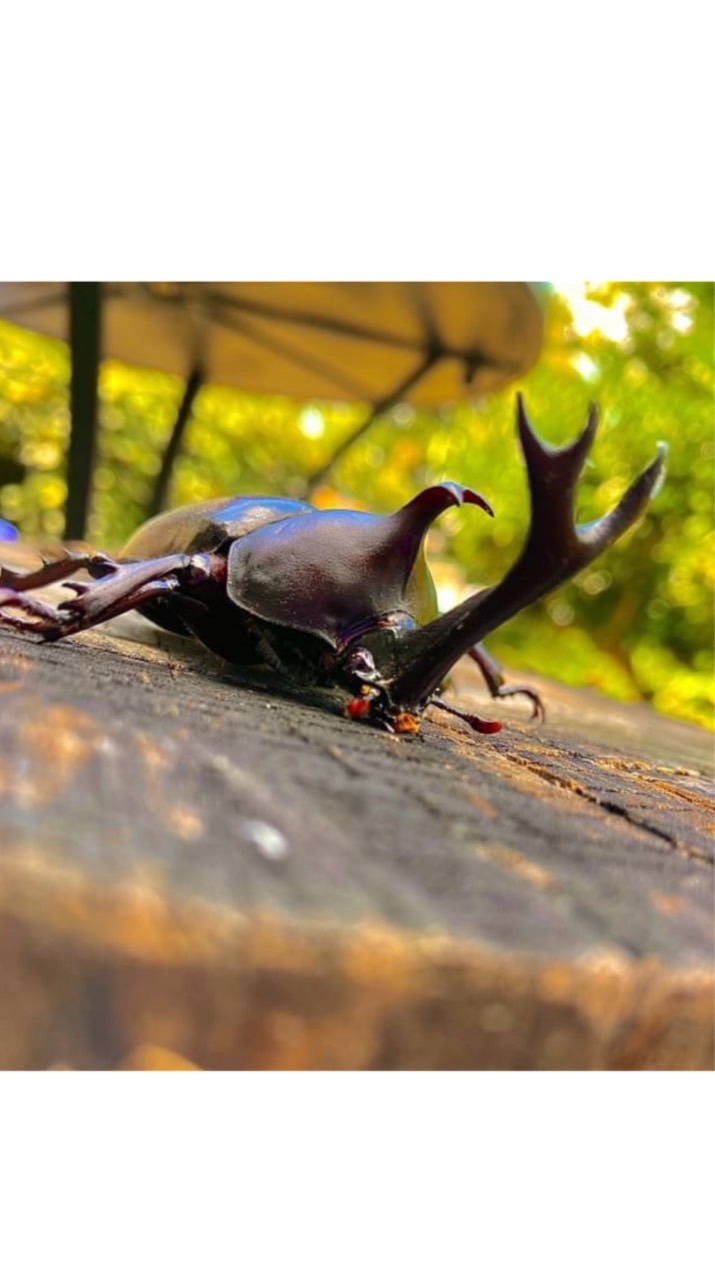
[0,586,77,636]
[0,553,219,642]
[0,576,186,639]
[467,643,545,722]
[0,548,114,593]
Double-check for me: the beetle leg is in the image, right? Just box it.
[467,644,545,722]
[0,549,113,592]
[429,695,503,735]
[0,576,185,639]
[57,576,186,635]
[0,553,218,642]
[0,587,75,634]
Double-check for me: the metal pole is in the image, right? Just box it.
[148,365,205,519]
[66,282,101,540]
[303,351,439,498]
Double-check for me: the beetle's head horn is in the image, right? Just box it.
[386,396,667,714]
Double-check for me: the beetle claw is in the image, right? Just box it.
[0,586,73,637]
[492,684,545,722]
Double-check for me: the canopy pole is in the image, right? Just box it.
[66,283,102,540]
[148,365,205,519]
[303,351,439,498]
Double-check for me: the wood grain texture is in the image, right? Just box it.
[0,544,713,1069]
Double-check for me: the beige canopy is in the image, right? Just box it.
[0,281,543,406]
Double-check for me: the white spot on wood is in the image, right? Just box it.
[243,819,290,861]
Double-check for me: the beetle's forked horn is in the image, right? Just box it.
[389,395,667,709]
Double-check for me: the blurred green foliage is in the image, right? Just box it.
[0,282,712,728]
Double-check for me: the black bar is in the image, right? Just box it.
[66,283,102,540]
[303,351,439,498]
[147,366,204,519]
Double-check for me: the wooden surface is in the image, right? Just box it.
[0,547,713,1069]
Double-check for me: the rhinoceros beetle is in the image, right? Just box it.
[0,396,665,737]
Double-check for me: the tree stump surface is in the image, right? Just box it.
[0,543,712,1069]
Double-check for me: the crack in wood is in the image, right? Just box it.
[492,746,714,867]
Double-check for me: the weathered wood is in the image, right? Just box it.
[0,545,712,1069]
